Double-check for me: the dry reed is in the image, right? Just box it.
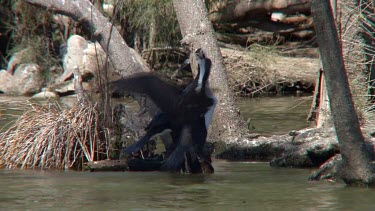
[0,99,107,170]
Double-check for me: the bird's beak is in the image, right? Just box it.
[195,48,205,60]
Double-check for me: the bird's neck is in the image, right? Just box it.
[195,60,208,92]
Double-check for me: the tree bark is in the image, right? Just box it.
[22,0,151,77]
[311,0,374,186]
[172,0,247,143]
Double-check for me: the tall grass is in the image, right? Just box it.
[0,99,107,170]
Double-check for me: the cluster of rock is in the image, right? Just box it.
[0,35,108,99]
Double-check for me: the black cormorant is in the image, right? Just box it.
[111,48,216,172]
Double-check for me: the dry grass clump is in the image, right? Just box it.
[0,100,107,170]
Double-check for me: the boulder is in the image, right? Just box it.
[60,35,88,82]
[0,64,44,95]
[61,35,107,82]
[14,64,44,95]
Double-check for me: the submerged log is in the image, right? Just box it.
[84,160,128,172]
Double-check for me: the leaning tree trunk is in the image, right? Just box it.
[312,0,374,186]
[23,0,151,77]
[172,0,247,143]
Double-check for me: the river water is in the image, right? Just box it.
[238,95,311,135]
[1,95,375,210]
[1,161,375,210]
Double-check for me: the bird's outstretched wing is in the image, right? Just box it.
[111,73,182,114]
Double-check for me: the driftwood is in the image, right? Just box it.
[85,160,128,172]
[216,32,284,46]
[208,0,312,23]
[217,128,339,168]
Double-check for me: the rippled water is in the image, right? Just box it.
[2,95,374,210]
[1,162,375,210]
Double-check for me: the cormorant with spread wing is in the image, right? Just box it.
[111,48,216,172]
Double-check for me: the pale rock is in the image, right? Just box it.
[13,64,44,95]
[31,91,59,99]
[61,35,107,82]
[1,64,43,95]
[0,69,14,93]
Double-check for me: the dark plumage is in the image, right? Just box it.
[111,48,216,172]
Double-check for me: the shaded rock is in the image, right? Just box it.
[6,49,30,75]
[31,91,59,99]
[60,35,107,82]
[47,65,64,86]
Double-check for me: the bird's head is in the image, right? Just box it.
[194,48,211,92]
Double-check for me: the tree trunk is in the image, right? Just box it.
[172,0,247,143]
[23,0,151,77]
[311,0,374,186]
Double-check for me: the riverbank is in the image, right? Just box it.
[0,40,323,172]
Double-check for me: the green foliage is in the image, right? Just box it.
[116,0,181,48]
